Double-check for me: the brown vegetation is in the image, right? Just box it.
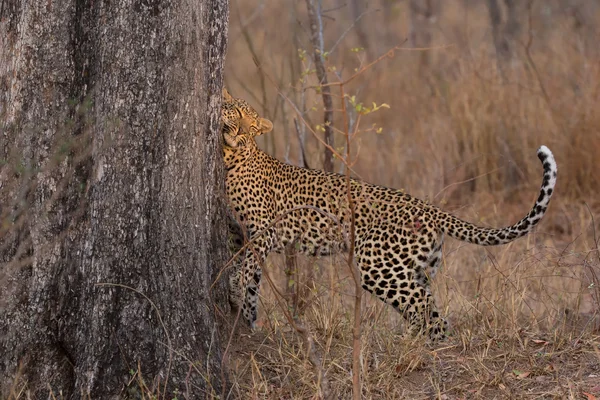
[224,0,600,398]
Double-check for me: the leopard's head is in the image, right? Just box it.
[221,88,273,148]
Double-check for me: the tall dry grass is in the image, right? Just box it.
[226,0,600,202]
[224,1,600,398]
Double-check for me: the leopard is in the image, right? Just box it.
[221,89,558,341]
[221,88,273,148]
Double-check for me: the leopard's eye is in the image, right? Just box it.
[223,121,238,135]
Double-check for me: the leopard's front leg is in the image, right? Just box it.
[237,230,275,328]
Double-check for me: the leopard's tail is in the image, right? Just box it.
[438,146,557,246]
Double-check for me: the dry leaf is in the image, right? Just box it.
[544,364,556,372]
[513,370,531,379]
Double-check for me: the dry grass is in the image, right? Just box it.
[223,0,600,398]
[226,228,600,399]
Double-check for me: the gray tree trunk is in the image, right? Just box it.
[349,0,373,61]
[0,0,230,398]
[487,0,521,69]
[409,0,439,71]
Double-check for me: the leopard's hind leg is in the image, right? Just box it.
[355,224,447,341]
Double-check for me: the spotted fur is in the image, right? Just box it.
[222,88,273,147]
[222,92,558,341]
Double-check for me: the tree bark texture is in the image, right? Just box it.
[0,0,230,398]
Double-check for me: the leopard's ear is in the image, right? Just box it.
[222,88,233,102]
[259,118,273,135]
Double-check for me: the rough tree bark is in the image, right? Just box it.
[0,0,230,398]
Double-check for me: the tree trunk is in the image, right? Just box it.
[487,0,521,70]
[409,0,438,71]
[0,0,230,398]
[349,0,373,61]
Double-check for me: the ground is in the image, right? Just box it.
[228,304,599,399]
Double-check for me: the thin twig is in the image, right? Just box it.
[339,79,362,400]
[584,203,600,317]
[294,118,310,169]
[328,8,374,56]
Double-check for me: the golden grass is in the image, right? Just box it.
[224,1,600,398]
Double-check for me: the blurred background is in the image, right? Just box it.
[226,0,599,203]
[224,0,599,331]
